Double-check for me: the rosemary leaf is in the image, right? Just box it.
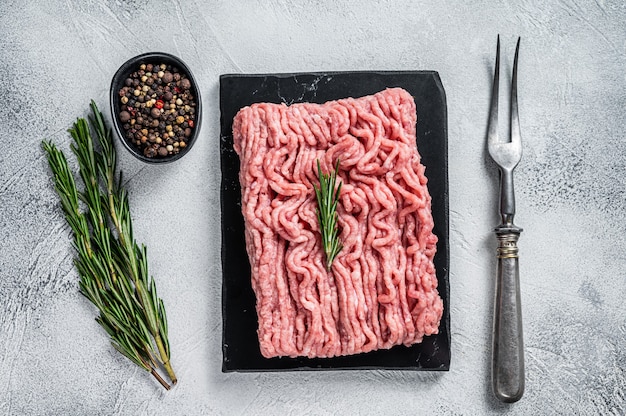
[314,159,343,271]
[42,101,177,389]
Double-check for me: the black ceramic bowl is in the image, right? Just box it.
[110,52,202,163]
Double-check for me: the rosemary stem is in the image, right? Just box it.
[150,368,171,391]
[156,334,177,385]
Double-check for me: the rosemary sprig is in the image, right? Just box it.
[314,159,343,271]
[42,101,176,390]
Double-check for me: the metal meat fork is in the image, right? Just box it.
[487,36,524,403]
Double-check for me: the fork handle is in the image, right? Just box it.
[492,227,525,403]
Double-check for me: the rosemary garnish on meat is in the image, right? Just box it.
[314,159,343,271]
[42,101,176,390]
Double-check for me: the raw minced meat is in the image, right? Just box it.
[233,88,443,359]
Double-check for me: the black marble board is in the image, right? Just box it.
[220,72,450,372]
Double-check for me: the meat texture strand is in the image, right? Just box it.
[233,88,443,359]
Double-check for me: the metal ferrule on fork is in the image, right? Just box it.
[495,227,521,259]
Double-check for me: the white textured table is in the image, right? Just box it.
[1,1,625,415]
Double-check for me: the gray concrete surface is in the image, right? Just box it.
[1,1,625,415]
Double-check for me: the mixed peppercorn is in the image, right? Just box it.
[117,63,197,158]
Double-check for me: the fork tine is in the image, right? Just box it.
[488,35,501,146]
[510,37,521,148]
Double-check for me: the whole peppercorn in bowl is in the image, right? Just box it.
[110,52,202,163]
